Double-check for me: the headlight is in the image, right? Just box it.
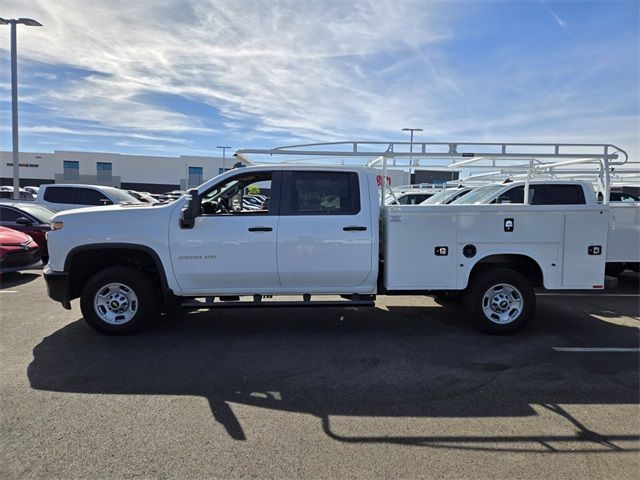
[50,221,64,230]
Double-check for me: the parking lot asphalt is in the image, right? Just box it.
[1,270,639,479]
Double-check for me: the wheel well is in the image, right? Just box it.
[66,247,165,301]
[470,254,543,287]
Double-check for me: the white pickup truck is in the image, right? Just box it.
[44,164,614,335]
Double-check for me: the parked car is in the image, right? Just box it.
[610,191,640,202]
[0,202,56,262]
[0,187,35,201]
[0,226,41,274]
[23,186,40,196]
[384,189,436,205]
[36,184,144,212]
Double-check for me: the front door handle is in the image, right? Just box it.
[343,226,367,231]
[248,226,273,232]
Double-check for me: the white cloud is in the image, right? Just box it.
[0,0,637,160]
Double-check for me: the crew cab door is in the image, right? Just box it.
[169,170,281,294]
[277,170,374,288]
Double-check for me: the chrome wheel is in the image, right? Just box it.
[93,282,139,325]
[482,283,523,324]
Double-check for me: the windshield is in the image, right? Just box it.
[108,189,145,204]
[450,184,505,204]
[422,188,465,205]
[19,204,56,223]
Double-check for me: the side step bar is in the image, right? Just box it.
[181,294,376,310]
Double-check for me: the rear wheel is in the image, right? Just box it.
[464,268,535,334]
[80,266,159,334]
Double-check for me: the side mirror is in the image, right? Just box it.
[497,196,511,204]
[15,217,33,226]
[180,189,201,229]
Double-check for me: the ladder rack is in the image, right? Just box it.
[235,141,630,205]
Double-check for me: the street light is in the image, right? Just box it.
[401,127,423,167]
[1,17,43,199]
[216,146,230,172]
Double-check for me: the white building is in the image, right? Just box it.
[0,150,245,193]
[1,149,455,193]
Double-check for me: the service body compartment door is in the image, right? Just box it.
[277,170,373,288]
[562,209,609,288]
[383,207,457,290]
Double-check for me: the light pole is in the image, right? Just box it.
[0,17,42,199]
[401,127,423,165]
[216,146,230,173]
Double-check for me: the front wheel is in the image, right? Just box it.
[80,266,159,335]
[464,268,536,334]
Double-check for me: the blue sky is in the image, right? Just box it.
[0,0,638,159]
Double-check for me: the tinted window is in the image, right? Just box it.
[287,171,359,215]
[496,186,525,204]
[544,185,585,205]
[610,191,640,202]
[44,187,76,204]
[77,188,112,206]
[0,206,22,222]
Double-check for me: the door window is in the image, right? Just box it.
[284,171,360,215]
[76,188,113,206]
[0,206,22,222]
[200,171,274,215]
[43,187,75,203]
[544,185,586,204]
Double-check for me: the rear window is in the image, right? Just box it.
[43,187,76,204]
[542,185,586,205]
[285,171,360,215]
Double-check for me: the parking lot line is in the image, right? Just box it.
[0,290,18,293]
[553,347,640,352]
[538,293,639,297]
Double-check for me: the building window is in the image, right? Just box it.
[218,167,230,175]
[97,162,112,182]
[188,166,203,188]
[63,160,79,181]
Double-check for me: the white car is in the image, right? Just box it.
[36,184,144,212]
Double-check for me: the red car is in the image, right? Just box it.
[0,226,41,275]
[0,202,54,262]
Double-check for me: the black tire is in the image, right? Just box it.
[80,266,159,335]
[464,268,536,334]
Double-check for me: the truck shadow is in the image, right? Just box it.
[27,303,639,453]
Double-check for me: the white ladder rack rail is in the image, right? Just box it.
[235,141,629,205]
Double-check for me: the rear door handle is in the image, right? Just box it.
[248,226,273,232]
[343,226,367,231]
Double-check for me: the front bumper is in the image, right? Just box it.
[43,264,71,310]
